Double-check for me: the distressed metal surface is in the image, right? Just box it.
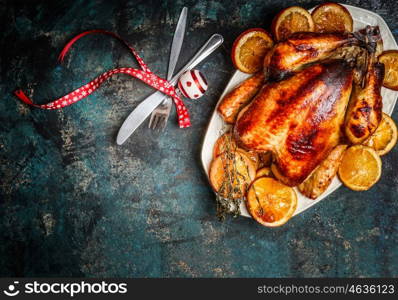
[0,0,397,277]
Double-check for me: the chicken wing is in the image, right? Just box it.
[218,72,265,123]
[298,144,347,199]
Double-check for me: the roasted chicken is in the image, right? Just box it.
[234,60,354,186]
[217,26,384,194]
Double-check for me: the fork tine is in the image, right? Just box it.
[155,115,166,131]
[150,114,160,130]
[160,115,168,131]
[149,100,171,131]
[150,114,161,130]
[148,111,157,129]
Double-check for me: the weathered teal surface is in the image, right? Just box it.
[1,0,398,277]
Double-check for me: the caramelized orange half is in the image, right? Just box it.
[338,145,382,191]
[379,50,398,91]
[212,132,237,159]
[231,28,274,73]
[312,2,353,33]
[246,177,297,227]
[364,113,397,156]
[209,151,256,199]
[271,6,314,41]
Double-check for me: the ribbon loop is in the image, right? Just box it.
[58,30,152,74]
[14,29,191,128]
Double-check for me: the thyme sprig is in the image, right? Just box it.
[215,130,248,221]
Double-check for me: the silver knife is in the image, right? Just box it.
[116,33,224,145]
[168,7,187,83]
[148,7,187,128]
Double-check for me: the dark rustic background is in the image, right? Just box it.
[1,0,397,277]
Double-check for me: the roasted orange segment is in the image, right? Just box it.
[247,177,297,227]
[338,145,382,191]
[212,132,237,159]
[212,132,259,168]
[312,2,353,33]
[209,151,256,199]
[271,6,314,41]
[379,50,398,90]
[364,113,397,156]
[237,148,259,170]
[232,28,274,73]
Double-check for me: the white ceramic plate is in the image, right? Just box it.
[201,4,398,218]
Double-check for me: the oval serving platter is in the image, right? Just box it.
[201,4,398,218]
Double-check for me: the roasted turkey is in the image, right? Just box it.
[234,60,354,186]
[218,26,384,190]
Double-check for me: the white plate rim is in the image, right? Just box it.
[201,4,398,219]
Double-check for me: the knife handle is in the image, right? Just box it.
[170,34,224,85]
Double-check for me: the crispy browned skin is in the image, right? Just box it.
[217,72,265,123]
[263,32,358,81]
[234,60,353,186]
[345,61,384,144]
[298,144,347,199]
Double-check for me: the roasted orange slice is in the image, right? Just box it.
[209,151,256,199]
[271,6,314,41]
[212,132,237,159]
[247,177,297,227]
[212,133,259,168]
[364,113,397,156]
[311,2,353,33]
[379,50,398,90]
[338,145,382,191]
[237,148,259,170]
[231,28,274,73]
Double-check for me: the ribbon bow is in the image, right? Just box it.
[14,29,191,128]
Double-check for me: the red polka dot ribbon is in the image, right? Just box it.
[14,29,191,128]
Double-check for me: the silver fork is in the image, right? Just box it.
[148,7,187,130]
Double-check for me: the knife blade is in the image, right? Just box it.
[116,33,224,145]
[167,7,187,81]
[148,7,187,128]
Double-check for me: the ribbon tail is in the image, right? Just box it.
[14,89,35,106]
[171,93,191,128]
